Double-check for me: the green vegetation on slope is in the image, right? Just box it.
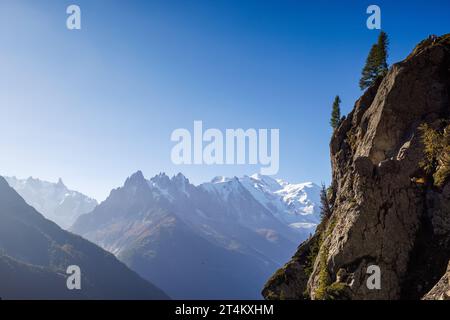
[419,122,450,188]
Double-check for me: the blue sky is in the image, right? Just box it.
[0,0,449,200]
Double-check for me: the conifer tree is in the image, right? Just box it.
[320,184,332,221]
[330,95,342,130]
[359,31,389,90]
[375,31,389,76]
[359,44,379,90]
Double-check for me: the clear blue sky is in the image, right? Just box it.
[1,0,449,201]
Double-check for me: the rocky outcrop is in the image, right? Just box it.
[263,34,450,300]
[423,261,450,300]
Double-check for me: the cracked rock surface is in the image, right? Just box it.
[263,34,450,300]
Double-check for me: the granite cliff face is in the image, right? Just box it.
[263,34,450,300]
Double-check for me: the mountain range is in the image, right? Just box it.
[71,172,320,299]
[0,176,168,300]
[5,176,97,229]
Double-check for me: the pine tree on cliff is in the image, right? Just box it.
[330,95,342,130]
[359,44,379,90]
[320,184,332,220]
[359,31,389,90]
[375,31,389,76]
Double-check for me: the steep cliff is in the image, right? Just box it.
[263,34,450,300]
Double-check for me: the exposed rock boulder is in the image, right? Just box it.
[263,34,450,300]
[423,261,450,300]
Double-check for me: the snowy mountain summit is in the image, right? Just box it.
[203,173,321,231]
[71,171,320,299]
[5,176,97,229]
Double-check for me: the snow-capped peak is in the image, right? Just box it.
[201,173,321,230]
[211,176,231,184]
[105,171,321,233]
[4,176,97,229]
[247,174,282,192]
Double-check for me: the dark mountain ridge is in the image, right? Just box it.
[0,176,168,300]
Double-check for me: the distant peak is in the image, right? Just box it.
[211,176,227,184]
[57,178,65,187]
[124,170,147,187]
[173,172,188,181]
[172,173,190,187]
[250,173,263,180]
[132,170,144,179]
[155,172,169,178]
[150,172,171,185]
[250,173,279,185]
[250,173,276,182]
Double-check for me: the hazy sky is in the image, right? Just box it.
[1,0,449,201]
